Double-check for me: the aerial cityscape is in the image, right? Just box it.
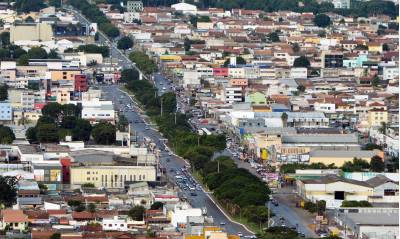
[0,0,398,238]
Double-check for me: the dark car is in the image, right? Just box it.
[190,192,197,196]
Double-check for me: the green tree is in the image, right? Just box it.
[342,158,370,172]
[370,155,384,172]
[72,119,92,141]
[36,123,59,143]
[314,14,331,28]
[26,127,37,143]
[160,92,176,114]
[17,54,30,65]
[48,49,60,59]
[297,85,306,93]
[117,114,129,131]
[293,56,310,68]
[15,0,46,12]
[281,112,288,127]
[0,83,8,101]
[267,31,280,42]
[0,176,18,207]
[50,233,61,239]
[150,201,164,210]
[128,205,145,220]
[27,47,48,59]
[42,102,63,121]
[341,200,372,207]
[292,43,300,53]
[259,226,299,239]
[0,31,10,47]
[102,23,120,38]
[223,56,246,67]
[91,121,116,145]
[117,36,133,51]
[87,203,96,213]
[371,75,380,87]
[0,125,15,144]
[120,68,140,83]
[49,0,61,7]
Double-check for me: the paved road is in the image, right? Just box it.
[101,85,253,236]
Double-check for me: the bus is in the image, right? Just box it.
[201,128,212,135]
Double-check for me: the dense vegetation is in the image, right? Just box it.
[68,0,120,38]
[0,176,17,207]
[0,125,15,144]
[280,156,385,174]
[26,103,88,143]
[128,51,157,75]
[65,44,110,57]
[122,68,271,228]
[341,200,372,207]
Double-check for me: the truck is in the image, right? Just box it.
[201,207,207,215]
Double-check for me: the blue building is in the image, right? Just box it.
[0,101,12,121]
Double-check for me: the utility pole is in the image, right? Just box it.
[217,160,220,173]
[174,112,177,125]
[160,97,163,117]
[267,200,270,228]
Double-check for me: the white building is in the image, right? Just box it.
[171,2,197,15]
[383,66,399,81]
[170,203,202,227]
[75,99,115,124]
[102,216,128,231]
[331,0,351,9]
[183,71,201,87]
[290,67,308,79]
[314,102,336,114]
[334,208,398,239]
[222,87,243,104]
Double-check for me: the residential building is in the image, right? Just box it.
[322,52,344,68]
[0,209,28,231]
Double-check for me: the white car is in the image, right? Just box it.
[238,232,243,237]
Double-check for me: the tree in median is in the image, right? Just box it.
[314,14,331,28]
[117,36,133,52]
[120,68,140,83]
[128,205,146,221]
[293,56,310,68]
[0,125,15,144]
[91,121,116,145]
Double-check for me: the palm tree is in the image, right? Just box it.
[281,112,288,127]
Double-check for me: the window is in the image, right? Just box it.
[87,172,90,174]
[384,189,398,196]
[334,191,345,200]
[87,177,90,181]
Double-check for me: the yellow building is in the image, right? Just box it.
[50,69,82,81]
[368,109,388,127]
[70,165,156,189]
[185,227,240,239]
[10,22,53,42]
[308,149,382,167]
[368,43,383,53]
[160,55,182,62]
[56,89,71,105]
